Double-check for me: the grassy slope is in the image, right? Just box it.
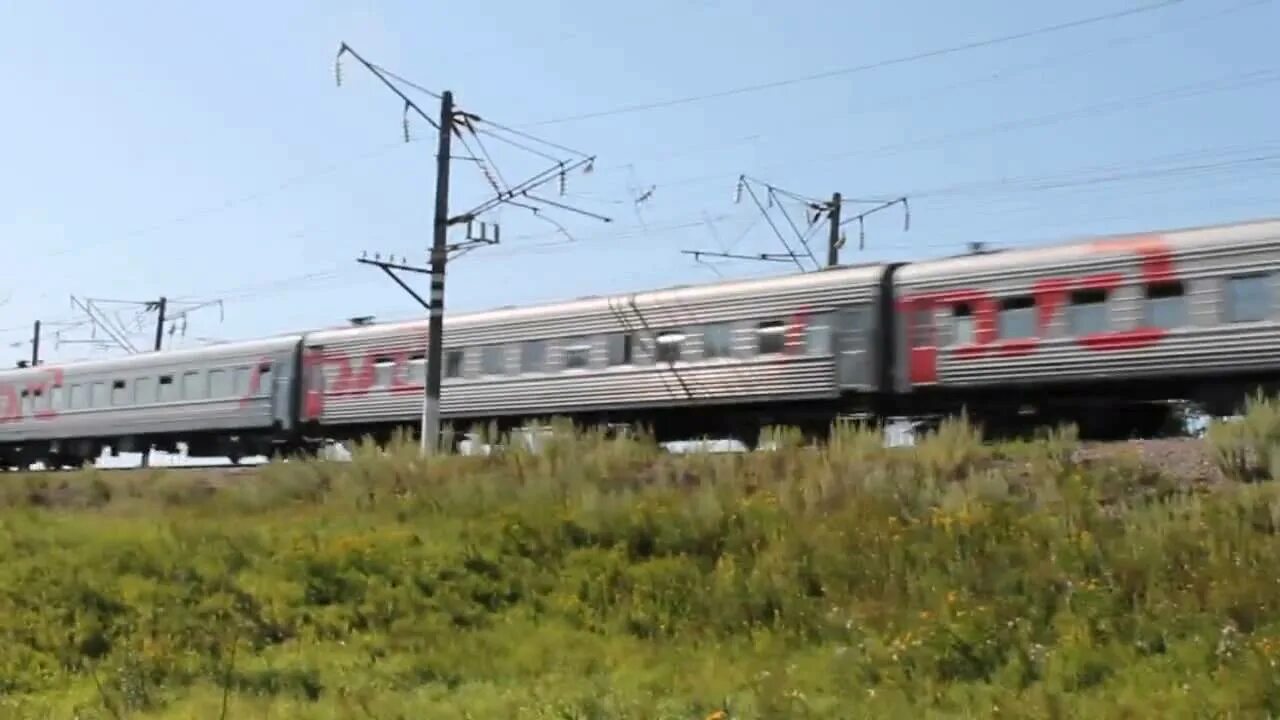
[2,415,1280,719]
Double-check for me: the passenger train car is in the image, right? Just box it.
[0,334,303,467]
[2,216,1279,468]
[891,217,1280,435]
[295,261,890,448]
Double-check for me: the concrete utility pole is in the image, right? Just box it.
[835,196,912,263]
[338,43,607,456]
[685,176,909,270]
[422,91,454,455]
[140,296,167,467]
[30,320,40,366]
[152,296,167,351]
[60,295,218,356]
[826,192,842,267]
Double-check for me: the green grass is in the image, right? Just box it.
[2,412,1280,718]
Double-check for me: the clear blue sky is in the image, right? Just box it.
[2,0,1278,362]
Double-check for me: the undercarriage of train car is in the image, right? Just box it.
[893,371,1280,441]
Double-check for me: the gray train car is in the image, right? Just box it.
[298,262,893,444]
[0,334,302,467]
[891,217,1280,433]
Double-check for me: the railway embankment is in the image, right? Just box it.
[1,406,1279,718]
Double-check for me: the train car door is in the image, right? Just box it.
[833,306,871,387]
[249,359,286,428]
[906,304,938,386]
[300,346,326,422]
[264,362,286,427]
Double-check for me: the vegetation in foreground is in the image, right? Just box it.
[4,402,1280,718]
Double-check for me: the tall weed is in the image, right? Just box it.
[1207,392,1280,482]
[0,415,1276,717]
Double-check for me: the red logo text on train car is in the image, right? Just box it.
[898,236,1179,384]
[0,367,63,424]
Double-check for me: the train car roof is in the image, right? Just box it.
[303,260,890,343]
[896,216,1280,282]
[0,333,304,381]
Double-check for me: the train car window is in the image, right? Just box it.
[444,350,464,379]
[562,338,592,369]
[306,365,325,392]
[182,371,203,400]
[909,309,933,347]
[952,303,975,345]
[703,323,733,359]
[158,375,177,402]
[1067,289,1109,336]
[409,354,426,383]
[209,369,233,398]
[232,367,250,396]
[20,390,31,418]
[481,345,505,376]
[1144,281,1186,329]
[135,377,156,404]
[50,384,64,410]
[70,384,85,410]
[805,313,834,355]
[372,358,395,388]
[757,320,787,355]
[1226,274,1271,323]
[111,380,132,406]
[998,297,1037,339]
[521,340,547,373]
[91,382,108,408]
[654,331,683,364]
[606,333,634,366]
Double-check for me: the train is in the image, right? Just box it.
[3,215,1280,468]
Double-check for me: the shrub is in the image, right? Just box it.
[1207,391,1280,482]
[0,415,1276,717]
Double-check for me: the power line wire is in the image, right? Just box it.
[471,117,594,160]
[16,0,1257,274]
[483,147,1280,253]
[487,133,1280,252]
[566,0,1269,184]
[523,0,1186,126]
[32,141,414,262]
[368,63,443,99]
[601,66,1280,198]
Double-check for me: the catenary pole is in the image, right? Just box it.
[422,91,454,455]
[339,45,607,455]
[153,296,167,351]
[827,192,843,267]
